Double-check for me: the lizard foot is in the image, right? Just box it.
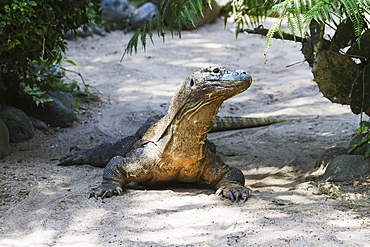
[58,151,90,166]
[88,182,124,199]
[215,182,250,202]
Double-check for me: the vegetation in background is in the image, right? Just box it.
[124,0,370,116]
[0,0,101,104]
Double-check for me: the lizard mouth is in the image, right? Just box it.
[206,78,252,91]
[205,70,252,83]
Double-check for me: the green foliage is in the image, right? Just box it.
[21,56,99,105]
[318,184,342,199]
[223,0,274,38]
[224,0,370,51]
[124,0,370,54]
[348,121,370,158]
[0,0,101,85]
[24,84,53,106]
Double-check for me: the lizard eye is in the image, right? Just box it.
[213,68,220,73]
[190,78,195,87]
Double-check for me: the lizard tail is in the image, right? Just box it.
[210,116,317,132]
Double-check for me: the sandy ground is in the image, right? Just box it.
[1,19,369,246]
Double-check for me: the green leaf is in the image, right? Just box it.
[65,59,77,66]
[348,135,370,153]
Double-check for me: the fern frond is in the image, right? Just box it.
[339,0,365,37]
[140,22,147,51]
[123,0,210,58]
[123,0,369,58]
[224,0,275,35]
[264,21,283,54]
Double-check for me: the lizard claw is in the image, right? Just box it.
[216,182,250,202]
[88,183,124,199]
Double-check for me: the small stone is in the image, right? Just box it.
[33,120,50,132]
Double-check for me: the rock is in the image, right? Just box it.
[32,120,50,132]
[0,118,9,158]
[0,106,34,143]
[29,92,77,128]
[101,0,132,29]
[315,147,348,169]
[323,155,370,182]
[131,2,158,30]
[348,134,370,155]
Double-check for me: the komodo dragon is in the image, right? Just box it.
[61,66,252,202]
[60,66,308,202]
[62,67,316,201]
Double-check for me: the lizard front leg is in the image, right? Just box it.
[200,151,250,202]
[89,155,130,199]
[89,145,157,199]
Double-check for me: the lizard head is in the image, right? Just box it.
[187,66,252,100]
[171,66,252,110]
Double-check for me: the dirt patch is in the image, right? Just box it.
[0,19,369,246]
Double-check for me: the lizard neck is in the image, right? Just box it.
[160,98,223,159]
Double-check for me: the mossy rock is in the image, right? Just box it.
[323,155,370,182]
[29,92,77,128]
[312,50,360,105]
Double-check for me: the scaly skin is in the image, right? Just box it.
[59,115,315,168]
[62,67,252,202]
